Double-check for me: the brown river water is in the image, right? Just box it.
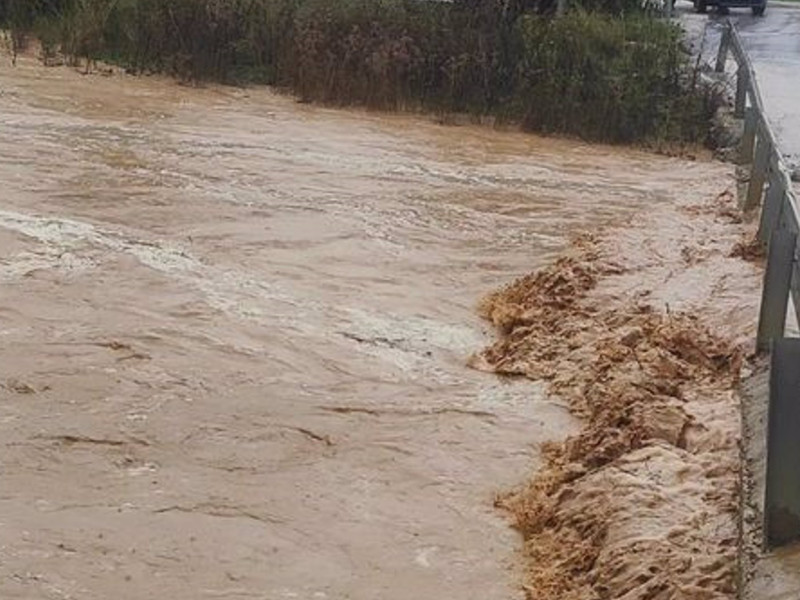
[0,54,741,600]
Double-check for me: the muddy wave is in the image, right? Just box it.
[472,190,762,599]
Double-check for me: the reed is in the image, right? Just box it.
[0,0,714,144]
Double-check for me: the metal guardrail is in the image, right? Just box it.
[716,19,800,550]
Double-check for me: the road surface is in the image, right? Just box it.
[734,2,800,164]
[680,2,800,165]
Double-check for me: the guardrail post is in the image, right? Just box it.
[759,176,785,244]
[745,137,770,211]
[765,337,800,548]
[757,228,796,352]
[715,25,731,73]
[740,106,757,166]
[735,65,748,119]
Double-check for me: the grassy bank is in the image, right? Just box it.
[1,0,712,144]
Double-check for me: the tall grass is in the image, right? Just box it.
[0,0,713,144]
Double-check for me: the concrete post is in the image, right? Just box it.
[745,137,770,212]
[765,338,800,548]
[740,106,757,166]
[757,229,796,353]
[735,65,748,119]
[758,175,785,245]
[715,26,731,73]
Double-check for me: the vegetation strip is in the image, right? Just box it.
[3,0,714,143]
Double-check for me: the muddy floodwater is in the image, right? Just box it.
[0,55,735,600]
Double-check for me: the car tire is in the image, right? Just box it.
[752,4,765,15]
[694,0,707,12]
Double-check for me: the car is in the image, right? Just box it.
[694,0,766,16]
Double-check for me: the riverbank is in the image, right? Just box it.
[472,183,763,597]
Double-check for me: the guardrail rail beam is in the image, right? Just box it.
[720,15,800,554]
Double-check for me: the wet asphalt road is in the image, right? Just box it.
[734,2,800,163]
[680,2,800,164]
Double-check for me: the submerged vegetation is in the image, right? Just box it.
[1,0,714,144]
